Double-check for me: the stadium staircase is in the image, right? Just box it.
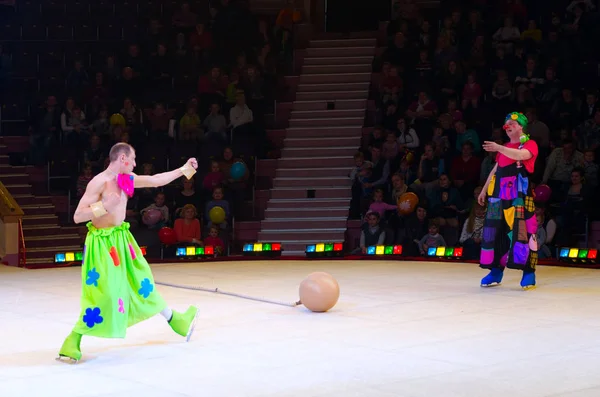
[258,37,377,256]
[0,138,80,267]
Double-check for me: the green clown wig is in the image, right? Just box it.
[505,112,530,144]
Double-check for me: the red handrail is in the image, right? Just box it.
[18,218,26,268]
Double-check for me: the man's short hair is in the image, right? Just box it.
[109,143,134,162]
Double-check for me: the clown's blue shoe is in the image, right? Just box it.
[481,268,504,287]
[520,272,536,290]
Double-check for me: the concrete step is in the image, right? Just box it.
[289,116,364,128]
[22,214,59,227]
[276,167,351,178]
[309,38,376,48]
[25,234,81,248]
[1,173,29,185]
[265,206,349,219]
[0,144,8,155]
[261,217,347,230]
[0,155,8,164]
[267,198,349,209]
[299,73,371,85]
[270,186,350,200]
[20,204,56,216]
[284,136,361,148]
[13,195,53,206]
[304,56,374,66]
[278,155,355,169]
[297,81,369,92]
[306,46,375,57]
[285,126,363,138]
[4,184,32,195]
[302,64,372,74]
[273,176,352,188]
[292,99,367,111]
[296,90,368,101]
[281,146,357,158]
[290,108,365,119]
[258,229,346,241]
[22,224,63,237]
[26,245,82,260]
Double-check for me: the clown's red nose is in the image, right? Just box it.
[503,124,510,130]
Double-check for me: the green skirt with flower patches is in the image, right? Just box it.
[72,222,166,338]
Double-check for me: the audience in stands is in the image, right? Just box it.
[352,0,600,257]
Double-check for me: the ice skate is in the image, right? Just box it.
[56,331,82,363]
[169,306,199,342]
[481,268,504,287]
[520,272,536,290]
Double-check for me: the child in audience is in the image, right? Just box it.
[355,211,386,254]
[583,150,598,188]
[536,214,552,259]
[204,225,225,255]
[382,131,400,160]
[418,220,446,255]
[76,163,93,198]
[141,192,169,230]
[349,151,367,181]
[459,203,486,259]
[203,160,225,192]
[461,72,482,109]
[368,188,398,218]
[205,186,230,229]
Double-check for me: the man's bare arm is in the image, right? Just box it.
[73,177,106,224]
[134,158,197,188]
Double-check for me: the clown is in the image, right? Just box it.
[57,143,200,362]
[478,112,540,289]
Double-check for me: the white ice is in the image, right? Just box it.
[1,260,600,397]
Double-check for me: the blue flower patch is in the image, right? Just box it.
[138,278,154,299]
[83,307,103,328]
[86,268,100,287]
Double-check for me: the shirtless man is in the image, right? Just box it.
[57,143,199,363]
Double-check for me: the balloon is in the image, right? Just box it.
[109,113,126,126]
[397,192,419,215]
[299,272,340,313]
[230,161,246,180]
[142,209,162,225]
[158,227,177,245]
[533,184,551,202]
[209,206,226,224]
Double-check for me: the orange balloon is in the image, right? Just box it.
[299,272,340,313]
[397,192,418,215]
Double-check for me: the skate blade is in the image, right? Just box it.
[481,282,501,288]
[522,285,536,291]
[185,309,200,343]
[56,355,79,364]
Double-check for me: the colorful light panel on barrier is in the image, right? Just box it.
[305,242,344,257]
[558,247,598,263]
[242,242,282,257]
[55,247,147,263]
[175,246,215,257]
[426,246,463,258]
[366,245,403,256]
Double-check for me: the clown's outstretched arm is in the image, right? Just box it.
[496,145,533,161]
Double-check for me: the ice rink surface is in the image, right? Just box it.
[2,260,600,397]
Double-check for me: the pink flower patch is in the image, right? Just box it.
[128,243,136,260]
[118,298,124,313]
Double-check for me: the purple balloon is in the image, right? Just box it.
[534,184,551,202]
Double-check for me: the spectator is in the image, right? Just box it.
[418,220,446,255]
[174,204,202,245]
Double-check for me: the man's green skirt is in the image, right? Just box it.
[72,222,166,338]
